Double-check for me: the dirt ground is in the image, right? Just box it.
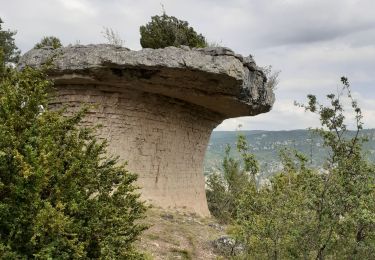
[136,207,228,259]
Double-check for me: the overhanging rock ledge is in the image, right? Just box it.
[19,44,275,216]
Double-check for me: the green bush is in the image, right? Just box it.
[206,135,259,223]
[0,18,20,64]
[0,65,147,258]
[34,36,62,49]
[140,13,207,49]
[232,78,375,259]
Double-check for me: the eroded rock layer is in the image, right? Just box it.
[20,44,275,216]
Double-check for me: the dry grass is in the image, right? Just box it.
[136,207,227,259]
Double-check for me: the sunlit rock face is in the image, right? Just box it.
[20,44,274,216]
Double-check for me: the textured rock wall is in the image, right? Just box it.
[51,84,222,216]
[19,45,275,216]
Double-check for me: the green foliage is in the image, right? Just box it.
[208,78,374,259]
[140,13,207,49]
[0,48,5,76]
[0,66,147,258]
[231,78,375,259]
[206,135,259,223]
[0,18,20,64]
[34,36,62,49]
[234,151,321,259]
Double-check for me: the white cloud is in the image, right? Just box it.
[56,0,97,15]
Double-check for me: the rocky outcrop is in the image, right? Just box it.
[19,44,274,216]
[212,236,244,256]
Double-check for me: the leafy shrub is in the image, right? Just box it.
[140,13,207,49]
[34,36,62,49]
[206,135,259,223]
[0,18,20,64]
[0,65,147,258]
[232,78,375,259]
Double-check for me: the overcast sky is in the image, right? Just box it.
[1,0,374,131]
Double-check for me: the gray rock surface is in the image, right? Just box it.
[212,235,244,256]
[19,44,274,118]
[18,44,275,216]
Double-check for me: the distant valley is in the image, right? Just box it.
[204,129,375,179]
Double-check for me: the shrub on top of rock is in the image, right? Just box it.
[34,36,62,49]
[140,13,207,49]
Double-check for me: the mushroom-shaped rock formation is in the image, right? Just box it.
[20,44,275,216]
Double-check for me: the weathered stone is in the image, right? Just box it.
[19,44,275,216]
[195,46,235,56]
[208,223,224,231]
[243,55,256,69]
[212,235,244,256]
[160,213,174,221]
[234,53,244,62]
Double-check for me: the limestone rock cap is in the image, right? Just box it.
[19,44,275,118]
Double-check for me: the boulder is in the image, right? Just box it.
[19,44,275,216]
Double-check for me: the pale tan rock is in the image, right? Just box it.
[19,44,275,216]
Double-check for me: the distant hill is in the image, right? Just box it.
[204,129,375,178]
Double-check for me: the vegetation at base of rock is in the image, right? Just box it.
[206,135,259,223]
[207,78,375,259]
[0,52,147,258]
[34,36,62,49]
[140,12,207,49]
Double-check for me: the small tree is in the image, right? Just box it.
[34,36,62,49]
[140,13,207,49]
[0,65,147,258]
[296,77,375,259]
[233,78,375,259]
[235,149,318,259]
[206,135,259,223]
[0,18,20,64]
